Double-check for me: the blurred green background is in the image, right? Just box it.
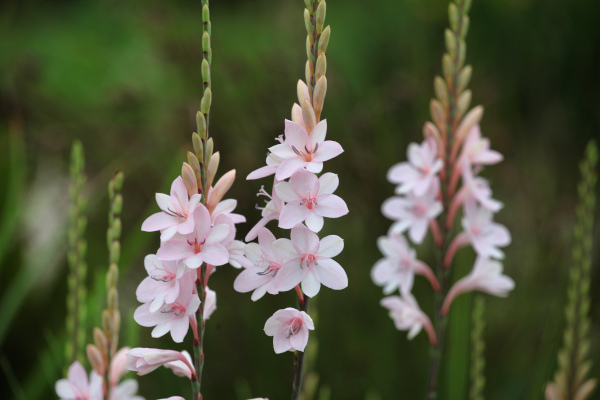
[1,0,599,399]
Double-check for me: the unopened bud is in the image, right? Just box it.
[445,29,456,59]
[315,54,326,81]
[448,3,460,31]
[196,112,207,140]
[291,103,303,125]
[315,1,326,34]
[202,59,211,85]
[430,99,446,136]
[305,61,313,95]
[102,310,112,336]
[192,132,204,161]
[182,162,198,196]
[93,328,108,358]
[110,240,120,264]
[202,31,211,54]
[455,89,472,123]
[202,4,209,23]
[434,76,449,107]
[456,65,472,93]
[304,0,311,10]
[317,26,330,54]
[111,311,120,355]
[297,80,311,106]
[206,152,220,191]
[455,105,484,142]
[304,9,312,41]
[111,218,122,242]
[207,169,236,212]
[187,152,202,189]
[306,36,312,62]
[457,39,466,69]
[113,171,124,192]
[205,138,214,163]
[106,263,118,290]
[460,15,470,38]
[108,287,118,311]
[302,99,316,133]
[313,76,327,121]
[201,88,212,114]
[442,54,454,89]
[112,194,123,215]
[87,345,105,376]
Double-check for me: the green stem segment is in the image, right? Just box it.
[291,296,311,400]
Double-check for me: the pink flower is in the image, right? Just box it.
[246,148,285,180]
[264,307,315,353]
[246,183,284,242]
[212,213,251,269]
[141,176,202,241]
[371,232,438,295]
[204,287,217,320]
[381,182,442,244]
[274,224,347,297]
[459,125,503,167]
[136,255,194,313]
[134,286,200,343]
[234,228,290,301]
[380,294,436,344]
[442,257,515,314]
[110,380,144,400]
[55,361,103,400]
[387,138,443,196]
[127,348,195,377]
[157,204,230,269]
[209,198,246,225]
[255,119,343,181]
[276,170,348,232]
[163,350,195,379]
[109,347,130,390]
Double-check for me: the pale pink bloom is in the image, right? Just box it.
[387,138,443,196]
[234,228,291,301]
[259,119,343,181]
[141,176,202,241]
[380,294,436,344]
[445,201,511,265]
[56,361,103,400]
[213,213,251,269]
[134,286,200,343]
[371,232,438,295]
[204,287,217,320]
[109,347,130,390]
[264,307,315,354]
[381,182,442,244]
[276,170,348,232]
[126,348,195,377]
[442,257,515,314]
[460,125,503,166]
[157,204,230,269]
[136,255,194,313]
[110,379,144,400]
[246,183,284,242]
[274,224,347,297]
[164,350,195,379]
[209,198,246,225]
[247,148,285,180]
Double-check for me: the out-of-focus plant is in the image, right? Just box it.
[545,140,597,400]
[372,0,514,398]
[470,295,485,400]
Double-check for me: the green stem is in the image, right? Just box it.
[291,296,310,400]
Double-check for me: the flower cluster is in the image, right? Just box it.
[374,123,514,342]
[237,81,348,353]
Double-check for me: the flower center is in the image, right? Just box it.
[187,237,206,254]
[257,263,281,277]
[161,302,186,317]
[164,207,187,219]
[411,204,427,217]
[292,143,319,162]
[301,197,318,209]
[150,268,176,282]
[288,317,303,336]
[301,253,317,268]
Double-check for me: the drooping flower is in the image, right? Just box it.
[55,361,103,400]
[380,294,436,344]
[264,307,315,353]
[136,255,193,313]
[276,170,348,232]
[371,232,439,295]
[157,204,230,269]
[234,228,291,301]
[141,176,202,241]
[134,286,200,343]
[163,350,195,380]
[381,181,442,244]
[442,257,515,314]
[110,379,145,400]
[387,138,443,196]
[126,348,196,377]
[250,119,343,181]
[445,201,511,266]
[274,224,347,297]
[245,183,285,242]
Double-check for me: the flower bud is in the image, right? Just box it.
[202,59,211,86]
[445,29,456,59]
[456,65,472,93]
[455,89,472,123]
[430,99,446,136]
[304,0,311,10]
[206,152,220,191]
[102,310,112,337]
[108,287,118,311]
[456,105,483,142]
[111,218,122,242]
[434,76,449,107]
[317,26,330,54]
[110,240,120,264]
[442,54,453,89]
[113,171,124,192]
[297,80,311,106]
[182,162,198,197]
[423,122,444,159]
[201,88,212,115]
[305,61,313,95]
[304,9,312,41]
[192,132,204,161]
[306,36,312,62]
[315,54,326,81]
[448,3,460,31]
[315,1,326,34]
[205,138,214,163]
[111,311,120,355]
[202,31,210,54]
[207,169,236,213]
[313,76,327,121]
[202,4,209,23]
[291,103,303,125]
[301,99,316,133]
[112,194,123,215]
[460,15,470,38]
[187,151,202,189]
[94,327,108,359]
[196,112,207,140]
[457,38,466,69]
[87,344,105,376]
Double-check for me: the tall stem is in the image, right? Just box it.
[291,296,310,400]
